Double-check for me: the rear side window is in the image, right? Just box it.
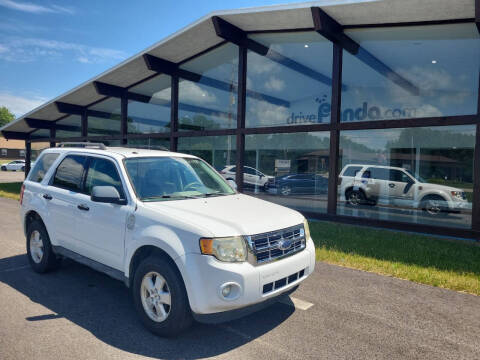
[52,155,88,192]
[364,167,389,180]
[84,157,124,197]
[343,166,362,177]
[28,153,60,183]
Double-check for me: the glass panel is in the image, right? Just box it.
[127,138,169,150]
[31,142,50,161]
[341,23,480,122]
[128,74,171,134]
[246,32,333,128]
[177,135,236,171]
[337,125,475,229]
[244,132,330,214]
[178,43,238,131]
[56,115,81,138]
[30,129,50,140]
[88,98,121,136]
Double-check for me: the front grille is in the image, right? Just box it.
[247,224,306,265]
[262,268,306,294]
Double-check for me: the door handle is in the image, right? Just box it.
[389,183,395,188]
[43,194,52,200]
[77,204,89,211]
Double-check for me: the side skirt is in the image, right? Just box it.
[52,246,129,287]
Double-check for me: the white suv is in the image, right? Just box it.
[220,165,273,190]
[339,164,469,215]
[20,144,315,336]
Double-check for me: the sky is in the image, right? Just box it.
[0,0,310,118]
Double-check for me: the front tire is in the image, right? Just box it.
[346,189,365,206]
[26,220,60,273]
[280,185,291,196]
[132,255,192,337]
[421,195,448,216]
[1,166,6,171]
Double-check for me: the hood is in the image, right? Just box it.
[141,193,304,237]
[419,182,463,193]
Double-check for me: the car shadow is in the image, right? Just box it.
[0,254,295,359]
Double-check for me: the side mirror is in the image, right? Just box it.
[227,179,237,190]
[91,186,126,205]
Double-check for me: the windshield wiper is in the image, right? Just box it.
[203,192,229,197]
[142,194,200,201]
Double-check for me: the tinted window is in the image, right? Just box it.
[390,170,410,182]
[343,166,362,177]
[29,153,60,183]
[366,168,390,180]
[85,157,124,197]
[52,155,88,192]
[244,167,257,175]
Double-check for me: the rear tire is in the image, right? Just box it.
[1,166,6,171]
[26,220,60,273]
[132,255,192,337]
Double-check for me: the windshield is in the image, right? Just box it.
[124,157,236,201]
[406,169,426,183]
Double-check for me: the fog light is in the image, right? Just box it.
[218,282,241,301]
[222,285,232,297]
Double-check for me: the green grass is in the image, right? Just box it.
[310,221,480,296]
[0,182,22,200]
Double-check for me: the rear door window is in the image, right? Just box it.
[343,166,363,177]
[52,155,88,192]
[28,153,60,183]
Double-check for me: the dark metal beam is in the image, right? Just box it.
[213,15,334,89]
[170,74,179,151]
[25,140,31,178]
[121,94,127,144]
[236,45,247,192]
[93,81,126,98]
[25,118,54,129]
[1,131,29,140]
[476,0,480,33]
[143,54,290,108]
[49,127,56,148]
[311,7,419,96]
[55,102,85,115]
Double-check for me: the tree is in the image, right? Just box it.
[0,106,15,127]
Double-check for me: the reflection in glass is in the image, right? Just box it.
[127,138,170,150]
[177,136,236,171]
[246,32,333,128]
[128,74,171,134]
[56,115,82,138]
[244,132,330,214]
[341,23,480,122]
[337,126,475,228]
[88,98,121,136]
[179,44,238,131]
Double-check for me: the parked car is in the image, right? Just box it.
[20,144,315,336]
[338,164,469,215]
[1,160,26,171]
[220,165,274,190]
[269,173,329,196]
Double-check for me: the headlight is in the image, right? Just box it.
[303,218,311,239]
[199,236,247,262]
[451,191,464,200]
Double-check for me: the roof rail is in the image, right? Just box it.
[57,142,107,150]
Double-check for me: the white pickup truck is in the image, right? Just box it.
[20,144,315,336]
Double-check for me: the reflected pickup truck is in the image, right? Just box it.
[20,144,315,336]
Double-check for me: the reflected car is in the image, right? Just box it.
[269,173,329,196]
[220,165,274,190]
[1,160,26,171]
[338,164,469,215]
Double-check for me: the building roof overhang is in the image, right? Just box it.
[0,0,476,138]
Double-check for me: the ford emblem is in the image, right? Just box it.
[278,239,293,251]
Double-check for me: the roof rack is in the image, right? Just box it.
[57,142,107,150]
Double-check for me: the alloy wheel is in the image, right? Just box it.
[140,272,172,322]
[425,199,441,215]
[29,230,44,264]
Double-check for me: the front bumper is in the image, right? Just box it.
[176,237,315,317]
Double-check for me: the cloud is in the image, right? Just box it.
[178,81,217,104]
[0,37,127,64]
[0,0,74,14]
[0,92,48,117]
[264,77,286,92]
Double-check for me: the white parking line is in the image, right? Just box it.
[279,296,314,311]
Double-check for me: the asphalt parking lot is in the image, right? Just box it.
[0,170,24,183]
[0,197,479,360]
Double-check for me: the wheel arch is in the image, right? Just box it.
[24,210,45,236]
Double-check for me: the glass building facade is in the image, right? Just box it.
[23,18,480,239]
